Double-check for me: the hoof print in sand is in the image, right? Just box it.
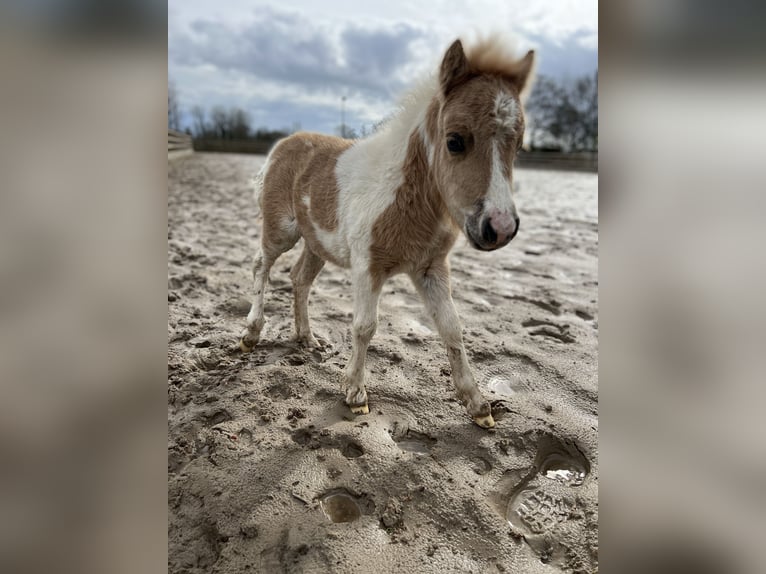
[266,380,299,400]
[341,441,365,459]
[487,373,522,398]
[291,426,365,460]
[290,426,325,449]
[490,400,514,423]
[202,408,233,427]
[317,488,375,524]
[471,456,492,475]
[522,318,576,344]
[319,490,361,523]
[389,423,436,456]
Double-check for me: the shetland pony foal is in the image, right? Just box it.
[240,38,534,428]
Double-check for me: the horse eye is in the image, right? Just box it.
[446,133,465,153]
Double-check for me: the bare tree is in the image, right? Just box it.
[254,127,289,142]
[228,107,251,139]
[210,105,228,139]
[526,76,564,149]
[570,72,598,151]
[168,82,181,131]
[525,72,598,152]
[191,105,206,138]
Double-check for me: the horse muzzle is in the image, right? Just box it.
[466,213,520,251]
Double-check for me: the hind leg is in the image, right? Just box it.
[240,222,299,352]
[343,269,382,415]
[290,245,325,348]
[239,250,275,351]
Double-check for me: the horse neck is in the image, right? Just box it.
[364,90,446,220]
[363,77,438,172]
[400,98,446,220]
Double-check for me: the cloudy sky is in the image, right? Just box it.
[169,0,597,135]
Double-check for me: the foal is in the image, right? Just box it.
[240,38,534,428]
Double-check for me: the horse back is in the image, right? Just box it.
[261,132,354,265]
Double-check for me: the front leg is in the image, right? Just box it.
[343,269,382,415]
[410,262,495,429]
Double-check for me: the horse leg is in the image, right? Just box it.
[343,269,382,414]
[240,218,299,352]
[290,244,325,348]
[410,262,494,428]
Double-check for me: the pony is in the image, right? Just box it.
[240,37,535,429]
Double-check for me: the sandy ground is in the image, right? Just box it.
[168,152,598,573]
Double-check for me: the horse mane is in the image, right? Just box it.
[371,74,437,148]
[464,34,536,100]
[369,35,532,147]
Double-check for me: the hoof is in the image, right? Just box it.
[293,334,322,350]
[239,338,253,353]
[473,414,495,429]
[349,404,369,415]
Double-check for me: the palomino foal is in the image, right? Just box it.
[240,38,534,428]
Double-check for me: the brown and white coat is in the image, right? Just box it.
[241,37,535,428]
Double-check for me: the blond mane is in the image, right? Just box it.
[464,34,536,100]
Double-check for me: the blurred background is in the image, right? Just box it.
[168,0,598,161]
[600,1,766,573]
[1,0,766,572]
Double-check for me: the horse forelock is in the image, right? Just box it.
[494,91,519,136]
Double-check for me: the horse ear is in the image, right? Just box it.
[440,39,471,95]
[509,50,536,98]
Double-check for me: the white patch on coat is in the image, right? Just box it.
[301,194,350,265]
[314,225,347,263]
[331,75,439,271]
[485,141,517,215]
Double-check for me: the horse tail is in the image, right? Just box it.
[251,157,270,216]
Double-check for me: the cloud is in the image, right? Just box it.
[171,60,392,135]
[528,31,599,79]
[170,7,427,101]
[168,2,598,133]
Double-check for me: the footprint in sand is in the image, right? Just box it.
[291,426,366,460]
[506,295,563,316]
[505,433,590,531]
[389,422,437,456]
[316,488,375,524]
[522,318,576,344]
[319,489,361,523]
[501,433,594,570]
[507,489,572,534]
[486,370,525,398]
[341,441,365,459]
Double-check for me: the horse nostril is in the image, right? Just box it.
[481,218,497,244]
[509,216,520,240]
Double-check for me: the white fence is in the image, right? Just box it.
[168,129,193,159]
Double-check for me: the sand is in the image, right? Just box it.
[168,152,598,573]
